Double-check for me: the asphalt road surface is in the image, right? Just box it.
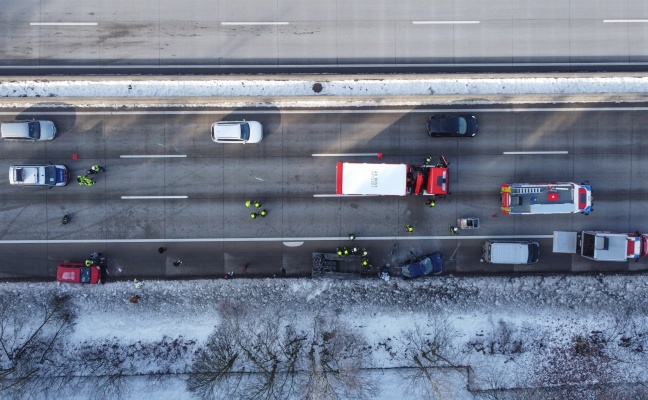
[0,0,647,72]
[0,104,647,281]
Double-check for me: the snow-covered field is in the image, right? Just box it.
[3,274,648,399]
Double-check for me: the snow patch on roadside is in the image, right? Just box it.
[1,76,647,99]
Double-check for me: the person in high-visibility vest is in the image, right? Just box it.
[336,248,343,256]
[405,225,413,233]
[260,209,267,217]
[245,200,252,207]
[361,258,369,266]
[85,259,93,267]
[250,213,258,219]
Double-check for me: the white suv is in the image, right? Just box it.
[211,121,263,143]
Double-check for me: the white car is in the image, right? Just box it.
[211,121,263,143]
[0,120,57,141]
[9,165,68,186]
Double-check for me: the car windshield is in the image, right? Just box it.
[240,123,250,141]
[44,166,56,185]
[457,118,467,134]
[79,268,91,283]
[27,121,40,139]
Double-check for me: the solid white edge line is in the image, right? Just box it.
[221,22,289,25]
[412,21,479,24]
[503,151,569,155]
[312,153,381,157]
[0,235,555,244]
[3,62,648,68]
[120,155,187,158]
[313,194,346,198]
[4,108,648,117]
[121,196,188,199]
[603,20,648,23]
[30,22,98,26]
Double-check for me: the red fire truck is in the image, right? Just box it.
[335,156,449,196]
[501,182,592,215]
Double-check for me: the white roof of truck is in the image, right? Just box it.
[338,163,407,196]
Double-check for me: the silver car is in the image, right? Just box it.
[0,120,57,141]
[211,121,263,144]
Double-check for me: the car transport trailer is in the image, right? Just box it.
[553,231,648,262]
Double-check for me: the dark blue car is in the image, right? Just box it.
[400,252,443,279]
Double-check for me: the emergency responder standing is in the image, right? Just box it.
[450,226,459,236]
[260,209,268,217]
[405,224,413,233]
[336,247,343,256]
[250,212,258,219]
[92,165,105,173]
[245,200,252,207]
[426,198,436,207]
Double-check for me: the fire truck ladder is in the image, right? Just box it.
[515,187,543,194]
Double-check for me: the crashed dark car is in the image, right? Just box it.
[427,115,478,137]
[400,252,443,279]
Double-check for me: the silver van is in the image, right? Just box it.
[482,240,540,265]
[0,120,56,141]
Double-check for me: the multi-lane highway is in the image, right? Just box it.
[1,104,647,281]
[0,0,647,72]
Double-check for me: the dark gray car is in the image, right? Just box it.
[427,115,478,137]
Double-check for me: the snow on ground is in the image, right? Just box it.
[5,274,648,399]
[0,76,647,100]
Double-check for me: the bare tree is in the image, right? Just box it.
[0,294,75,398]
[399,315,465,399]
[188,301,308,400]
[187,322,244,399]
[299,315,377,400]
[233,317,307,400]
[63,334,196,400]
